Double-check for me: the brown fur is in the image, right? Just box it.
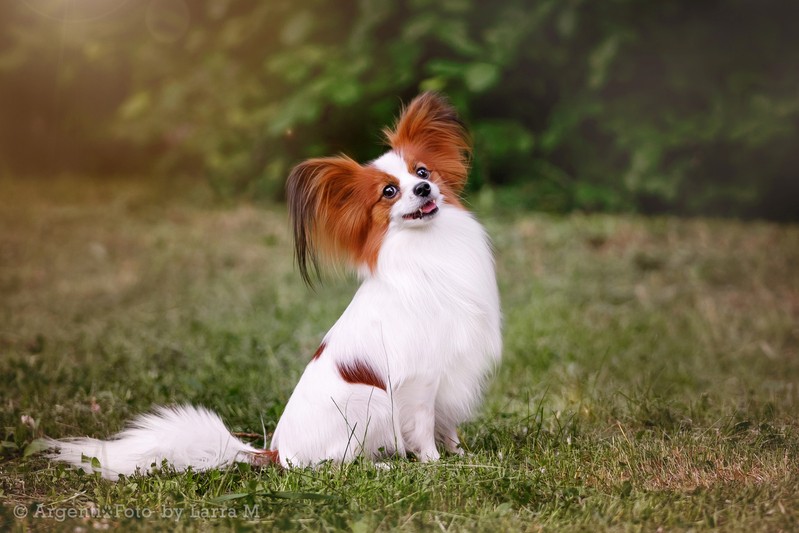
[336,360,387,391]
[249,449,280,467]
[286,157,398,283]
[311,342,326,361]
[383,92,472,201]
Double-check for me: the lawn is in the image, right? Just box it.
[1,175,797,531]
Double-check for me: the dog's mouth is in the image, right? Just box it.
[402,200,439,221]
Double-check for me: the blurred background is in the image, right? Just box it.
[1,0,797,220]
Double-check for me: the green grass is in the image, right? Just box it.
[1,175,797,531]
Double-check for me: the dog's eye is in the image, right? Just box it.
[382,184,398,199]
[416,167,430,179]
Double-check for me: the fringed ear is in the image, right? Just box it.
[286,156,370,286]
[384,92,472,196]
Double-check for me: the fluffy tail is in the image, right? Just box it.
[45,405,277,480]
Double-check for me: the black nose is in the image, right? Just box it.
[413,181,431,197]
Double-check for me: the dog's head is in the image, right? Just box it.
[287,92,471,284]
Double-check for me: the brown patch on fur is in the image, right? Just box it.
[384,92,472,202]
[402,147,465,211]
[337,360,386,391]
[312,342,326,360]
[286,158,397,282]
[249,449,280,467]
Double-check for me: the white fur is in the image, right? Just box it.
[46,149,501,477]
[45,406,259,478]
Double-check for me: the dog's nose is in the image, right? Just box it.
[413,181,431,197]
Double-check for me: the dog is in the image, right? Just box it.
[45,92,502,478]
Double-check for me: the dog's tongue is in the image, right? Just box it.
[421,201,437,214]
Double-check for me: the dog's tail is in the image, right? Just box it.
[44,405,278,480]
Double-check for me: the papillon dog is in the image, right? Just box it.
[45,92,502,478]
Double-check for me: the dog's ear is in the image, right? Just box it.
[384,92,472,196]
[286,157,371,285]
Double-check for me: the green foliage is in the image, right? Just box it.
[0,1,797,219]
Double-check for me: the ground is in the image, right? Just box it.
[1,175,797,531]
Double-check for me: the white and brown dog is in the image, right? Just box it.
[47,92,502,478]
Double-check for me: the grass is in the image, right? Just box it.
[1,174,797,531]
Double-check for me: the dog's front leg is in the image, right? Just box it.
[436,421,464,456]
[395,377,440,462]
